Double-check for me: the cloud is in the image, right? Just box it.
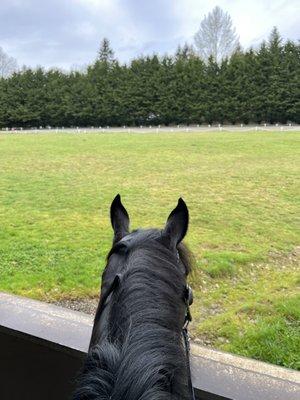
[0,0,299,69]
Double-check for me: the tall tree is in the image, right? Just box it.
[127,56,162,126]
[203,56,221,123]
[266,27,285,123]
[282,40,300,123]
[175,43,196,60]
[44,69,69,126]
[98,38,115,63]
[194,6,240,64]
[0,47,18,78]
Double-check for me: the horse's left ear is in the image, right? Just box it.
[110,194,130,243]
[162,198,189,249]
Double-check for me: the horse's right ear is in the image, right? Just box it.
[162,198,189,249]
[110,194,130,244]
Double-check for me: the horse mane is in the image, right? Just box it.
[73,231,193,400]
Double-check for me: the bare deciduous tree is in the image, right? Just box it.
[0,47,18,78]
[194,6,240,63]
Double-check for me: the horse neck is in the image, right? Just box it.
[76,252,189,400]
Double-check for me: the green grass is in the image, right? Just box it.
[0,130,299,369]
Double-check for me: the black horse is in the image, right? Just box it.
[73,195,194,400]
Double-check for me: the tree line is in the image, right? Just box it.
[0,28,299,128]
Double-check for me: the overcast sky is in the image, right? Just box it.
[1,0,299,70]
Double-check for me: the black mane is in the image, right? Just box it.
[73,224,193,399]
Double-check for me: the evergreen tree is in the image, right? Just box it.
[225,48,258,124]
[255,41,273,123]
[98,38,115,63]
[266,27,285,123]
[4,68,45,127]
[203,56,220,123]
[282,40,300,123]
[155,55,176,125]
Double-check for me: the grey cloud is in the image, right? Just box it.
[0,0,299,70]
[0,0,99,67]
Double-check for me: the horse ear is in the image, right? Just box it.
[162,198,189,249]
[110,194,130,243]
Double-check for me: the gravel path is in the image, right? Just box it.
[54,298,99,315]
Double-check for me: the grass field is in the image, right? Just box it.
[0,131,299,369]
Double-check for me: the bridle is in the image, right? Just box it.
[183,283,195,400]
[175,247,195,399]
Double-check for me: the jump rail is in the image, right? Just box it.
[0,292,299,400]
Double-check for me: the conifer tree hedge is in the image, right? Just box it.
[0,28,299,128]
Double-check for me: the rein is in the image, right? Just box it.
[183,284,196,400]
[177,248,195,400]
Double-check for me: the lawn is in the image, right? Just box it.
[0,130,299,369]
